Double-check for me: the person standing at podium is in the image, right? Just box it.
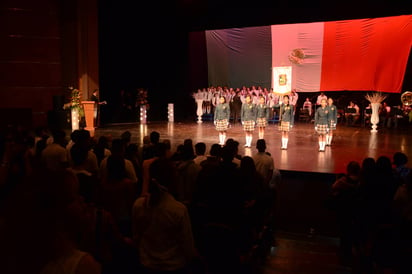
[90,89,106,127]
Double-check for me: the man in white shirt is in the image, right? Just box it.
[303,97,313,116]
[41,129,69,170]
[252,139,274,185]
[316,92,328,106]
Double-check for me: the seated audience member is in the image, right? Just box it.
[132,158,197,273]
[345,101,360,126]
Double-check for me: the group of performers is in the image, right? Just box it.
[211,91,338,152]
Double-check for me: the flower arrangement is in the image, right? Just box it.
[365,92,387,103]
[136,88,149,109]
[63,86,83,110]
[288,48,305,64]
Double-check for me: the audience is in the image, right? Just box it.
[2,121,411,274]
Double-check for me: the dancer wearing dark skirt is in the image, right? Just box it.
[326,97,338,146]
[256,95,270,140]
[315,98,329,152]
[241,94,257,148]
[214,96,231,145]
[278,95,294,150]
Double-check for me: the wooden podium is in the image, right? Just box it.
[81,101,96,136]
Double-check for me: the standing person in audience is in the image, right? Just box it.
[326,97,338,146]
[214,96,231,146]
[132,158,197,273]
[41,128,69,171]
[278,95,294,150]
[193,142,207,166]
[252,139,274,186]
[315,98,329,152]
[256,95,271,140]
[241,94,256,148]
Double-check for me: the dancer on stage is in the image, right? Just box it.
[326,97,337,146]
[256,95,270,139]
[241,94,256,148]
[315,98,329,152]
[278,95,294,150]
[214,95,231,145]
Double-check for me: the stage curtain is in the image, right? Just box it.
[205,26,272,88]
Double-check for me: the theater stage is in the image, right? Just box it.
[95,120,412,175]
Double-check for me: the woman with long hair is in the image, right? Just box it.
[326,97,338,146]
[314,98,329,152]
[278,95,294,150]
[241,94,256,148]
[256,95,270,139]
[213,96,230,145]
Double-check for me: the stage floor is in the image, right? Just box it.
[95,120,412,174]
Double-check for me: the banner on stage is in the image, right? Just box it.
[272,66,292,94]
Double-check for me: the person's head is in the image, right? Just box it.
[259,96,265,104]
[120,130,131,144]
[221,145,235,163]
[195,142,206,156]
[209,143,222,158]
[150,131,160,144]
[219,96,226,104]
[93,89,99,95]
[52,128,67,146]
[376,155,393,175]
[245,94,252,103]
[393,152,408,167]
[143,135,150,145]
[346,161,361,176]
[97,135,109,148]
[110,138,125,157]
[327,98,333,105]
[240,156,256,171]
[283,95,289,104]
[70,129,81,143]
[321,98,327,108]
[256,139,266,152]
[305,97,310,102]
[70,143,88,167]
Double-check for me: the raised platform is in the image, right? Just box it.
[96,120,412,175]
